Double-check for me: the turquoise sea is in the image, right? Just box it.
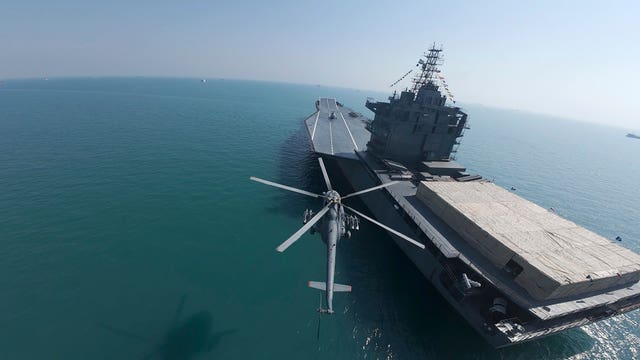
[1,78,639,359]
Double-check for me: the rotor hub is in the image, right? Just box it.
[325,190,341,204]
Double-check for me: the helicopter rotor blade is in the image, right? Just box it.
[342,181,400,199]
[250,177,322,198]
[277,204,331,252]
[318,158,333,191]
[343,205,425,249]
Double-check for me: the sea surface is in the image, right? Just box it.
[1,78,639,359]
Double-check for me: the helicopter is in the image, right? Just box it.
[250,158,424,315]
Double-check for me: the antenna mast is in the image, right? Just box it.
[411,43,443,93]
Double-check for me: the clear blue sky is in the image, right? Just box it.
[2,0,638,128]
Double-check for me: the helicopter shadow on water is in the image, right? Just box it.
[99,294,237,360]
[307,162,596,359]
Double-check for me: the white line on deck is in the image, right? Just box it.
[311,111,320,140]
[329,117,334,155]
[339,111,359,151]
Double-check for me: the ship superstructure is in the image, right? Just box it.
[367,47,467,167]
[302,46,640,348]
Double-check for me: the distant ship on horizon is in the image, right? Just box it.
[627,133,640,139]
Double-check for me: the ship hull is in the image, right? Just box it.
[326,155,514,348]
[318,150,640,349]
[303,97,640,348]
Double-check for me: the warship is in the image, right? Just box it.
[627,133,640,139]
[302,46,640,348]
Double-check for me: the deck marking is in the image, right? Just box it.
[311,111,320,140]
[339,111,359,151]
[329,116,334,155]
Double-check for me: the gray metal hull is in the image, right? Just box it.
[304,98,640,349]
[328,156,509,347]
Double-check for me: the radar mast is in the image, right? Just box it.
[410,44,443,94]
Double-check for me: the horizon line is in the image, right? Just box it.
[0,75,635,132]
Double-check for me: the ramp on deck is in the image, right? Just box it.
[304,98,370,160]
[417,181,640,301]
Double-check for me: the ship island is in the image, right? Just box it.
[302,45,640,348]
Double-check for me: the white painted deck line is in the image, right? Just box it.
[329,118,334,155]
[311,111,320,140]
[339,112,359,151]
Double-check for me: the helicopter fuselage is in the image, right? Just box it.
[318,199,344,314]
